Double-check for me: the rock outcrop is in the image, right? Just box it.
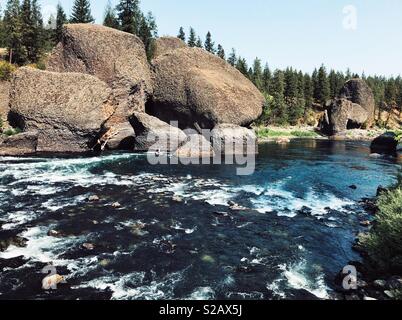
[153,37,186,59]
[175,134,214,158]
[340,79,375,126]
[211,124,258,154]
[0,131,38,156]
[104,122,135,150]
[325,98,369,135]
[129,112,187,152]
[323,79,376,135]
[371,132,398,154]
[0,80,10,129]
[46,24,152,123]
[8,67,114,153]
[149,47,264,129]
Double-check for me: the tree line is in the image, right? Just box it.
[176,26,402,126]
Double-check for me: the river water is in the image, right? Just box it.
[0,139,400,300]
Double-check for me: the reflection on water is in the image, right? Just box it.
[0,140,400,300]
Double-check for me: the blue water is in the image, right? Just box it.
[0,139,399,300]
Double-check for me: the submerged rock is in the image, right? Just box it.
[87,195,100,202]
[149,47,264,129]
[9,67,114,153]
[47,24,152,123]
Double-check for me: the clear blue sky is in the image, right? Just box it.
[15,0,402,77]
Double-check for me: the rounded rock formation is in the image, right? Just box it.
[46,24,152,123]
[148,47,264,129]
[339,78,375,126]
[8,67,115,153]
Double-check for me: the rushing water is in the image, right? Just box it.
[0,139,400,300]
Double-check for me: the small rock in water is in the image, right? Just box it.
[42,274,65,290]
[82,243,95,250]
[99,259,111,267]
[228,201,248,211]
[360,220,372,227]
[384,290,397,299]
[160,240,177,254]
[111,202,121,208]
[172,196,184,203]
[276,137,291,144]
[131,222,148,236]
[47,230,63,238]
[349,185,358,190]
[201,255,215,264]
[88,195,100,202]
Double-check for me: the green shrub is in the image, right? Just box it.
[0,61,16,81]
[360,176,402,275]
[290,130,319,138]
[3,127,22,137]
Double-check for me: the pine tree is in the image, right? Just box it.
[252,58,263,91]
[227,48,236,66]
[138,11,157,60]
[70,0,94,24]
[262,63,272,94]
[177,27,185,41]
[54,3,67,44]
[235,57,248,78]
[217,44,225,59]
[315,65,330,105]
[0,4,6,48]
[187,27,196,47]
[204,31,215,53]
[30,0,44,62]
[103,0,119,29]
[195,37,203,48]
[4,0,26,64]
[271,70,288,125]
[303,73,313,111]
[117,0,141,34]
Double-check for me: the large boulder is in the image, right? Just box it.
[46,24,152,123]
[0,131,38,156]
[153,37,186,59]
[0,80,10,129]
[371,132,398,154]
[325,98,370,135]
[129,112,187,152]
[340,79,375,126]
[8,67,115,153]
[211,124,258,155]
[149,47,264,129]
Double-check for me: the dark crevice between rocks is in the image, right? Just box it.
[145,98,216,131]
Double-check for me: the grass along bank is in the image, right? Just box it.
[255,126,323,141]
